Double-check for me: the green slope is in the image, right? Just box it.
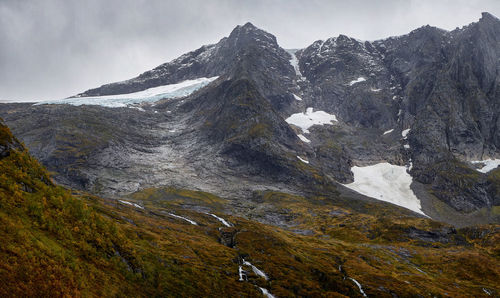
[1,119,499,297]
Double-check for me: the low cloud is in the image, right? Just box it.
[0,0,499,102]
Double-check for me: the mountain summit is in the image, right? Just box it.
[3,13,500,227]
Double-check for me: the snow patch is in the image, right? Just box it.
[343,163,426,215]
[292,94,303,101]
[297,134,311,143]
[402,128,410,138]
[349,77,366,86]
[208,213,232,227]
[36,77,219,108]
[404,144,410,149]
[130,106,145,112]
[287,50,305,79]
[297,156,309,164]
[371,88,382,92]
[286,107,337,133]
[471,159,500,173]
[383,129,394,135]
[167,213,198,225]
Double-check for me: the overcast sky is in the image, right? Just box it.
[1,0,499,102]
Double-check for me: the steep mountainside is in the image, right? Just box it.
[1,13,500,228]
[1,119,499,297]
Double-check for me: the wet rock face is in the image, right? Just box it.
[219,227,237,248]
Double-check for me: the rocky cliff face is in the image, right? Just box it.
[2,13,500,226]
[0,118,23,159]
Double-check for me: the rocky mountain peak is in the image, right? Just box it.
[336,34,352,42]
[227,22,279,48]
[241,22,258,30]
[476,11,500,35]
[480,11,500,23]
[407,24,446,38]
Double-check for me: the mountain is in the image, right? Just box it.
[2,15,500,228]
[2,12,500,297]
[1,118,499,296]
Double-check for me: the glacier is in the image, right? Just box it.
[35,76,219,108]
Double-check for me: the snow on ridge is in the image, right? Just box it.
[36,76,219,108]
[343,163,426,215]
[286,107,337,133]
[383,129,394,135]
[297,134,311,143]
[471,159,500,173]
[349,77,366,86]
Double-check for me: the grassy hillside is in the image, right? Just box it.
[1,120,499,297]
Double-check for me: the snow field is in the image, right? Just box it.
[286,107,337,133]
[343,163,426,215]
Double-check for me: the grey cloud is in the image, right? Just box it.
[0,0,499,102]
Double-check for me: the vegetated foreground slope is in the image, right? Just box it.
[1,119,499,297]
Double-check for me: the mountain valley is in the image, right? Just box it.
[1,12,500,297]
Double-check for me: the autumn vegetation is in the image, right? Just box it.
[0,120,499,297]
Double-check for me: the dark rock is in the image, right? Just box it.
[219,227,238,248]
